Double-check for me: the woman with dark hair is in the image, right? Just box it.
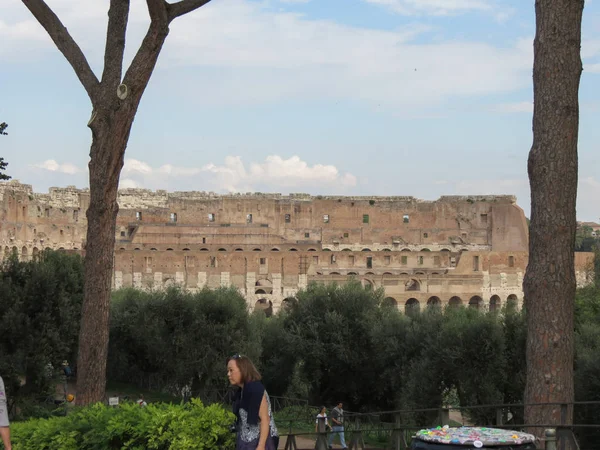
[227,354,279,450]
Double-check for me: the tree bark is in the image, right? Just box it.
[524,0,583,443]
[20,0,211,405]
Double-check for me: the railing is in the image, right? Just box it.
[274,401,600,450]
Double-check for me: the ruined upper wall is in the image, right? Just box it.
[0,180,517,209]
[0,181,528,251]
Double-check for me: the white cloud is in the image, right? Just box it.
[119,178,139,189]
[363,0,494,16]
[2,0,533,110]
[123,159,153,175]
[33,159,81,175]
[33,155,357,193]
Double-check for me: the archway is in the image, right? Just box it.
[282,297,296,311]
[507,294,519,310]
[405,298,420,315]
[255,278,273,295]
[255,299,273,317]
[405,278,420,291]
[489,295,501,312]
[21,246,28,261]
[383,297,398,307]
[469,296,483,309]
[449,296,462,307]
[427,296,441,308]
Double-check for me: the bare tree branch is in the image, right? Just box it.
[147,0,169,24]
[122,22,169,99]
[101,0,131,92]
[167,0,212,22]
[21,0,100,103]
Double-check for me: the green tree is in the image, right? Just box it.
[22,0,214,405]
[0,122,10,181]
[108,286,257,398]
[270,281,388,409]
[0,250,84,410]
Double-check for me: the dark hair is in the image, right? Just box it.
[227,354,262,383]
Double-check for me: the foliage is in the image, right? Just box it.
[107,287,258,398]
[575,225,599,252]
[4,399,235,450]
[0,122,10,180]
[0,250,83,413]
[574,283,600,447]
[261,281,527,422]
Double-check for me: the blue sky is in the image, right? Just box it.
[1,0,599,220]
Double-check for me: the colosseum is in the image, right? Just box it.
[0,180,592,315]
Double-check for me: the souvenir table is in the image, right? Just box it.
[413,426,536,448]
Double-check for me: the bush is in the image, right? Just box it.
[108,286,259,397]
[5,399,235,450]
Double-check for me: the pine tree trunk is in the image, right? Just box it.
[523,0,583,443]
[75,109,135,405]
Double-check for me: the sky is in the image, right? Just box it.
[0,0,599,221]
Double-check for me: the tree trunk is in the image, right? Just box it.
[75,108,136,405]
[524,0,583,443]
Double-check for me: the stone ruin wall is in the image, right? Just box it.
[0,180,593,314]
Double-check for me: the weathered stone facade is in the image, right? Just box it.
[0,180,593,315]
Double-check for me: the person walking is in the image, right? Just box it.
[328,401,347,449]
[227,354,279,450]
[0,376,12,450]
[315,406,332,449]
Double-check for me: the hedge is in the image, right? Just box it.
[4,399,235,450]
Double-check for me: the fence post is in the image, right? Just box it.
[495,407,503,426]
[438,407,450,426]
[544,429,557,450]
[559,404,567,450]
[393,413,402,450]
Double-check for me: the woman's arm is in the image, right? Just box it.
[257,394,270,450]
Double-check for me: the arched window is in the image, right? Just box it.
[405,298,420,315]
[383,297,398,307]
[427,296,441,308]
[469,296,482,309]
[449,296,462,307]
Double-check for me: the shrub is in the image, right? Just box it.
[5,399,235,450]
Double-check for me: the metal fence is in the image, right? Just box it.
[274,401,600,450]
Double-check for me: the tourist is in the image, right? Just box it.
[328,401,347,449]
[0,375,12,450]
[315,405,332,449]
[227,354,279,450]
[137,394,148,408]
[315,405,332,434]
